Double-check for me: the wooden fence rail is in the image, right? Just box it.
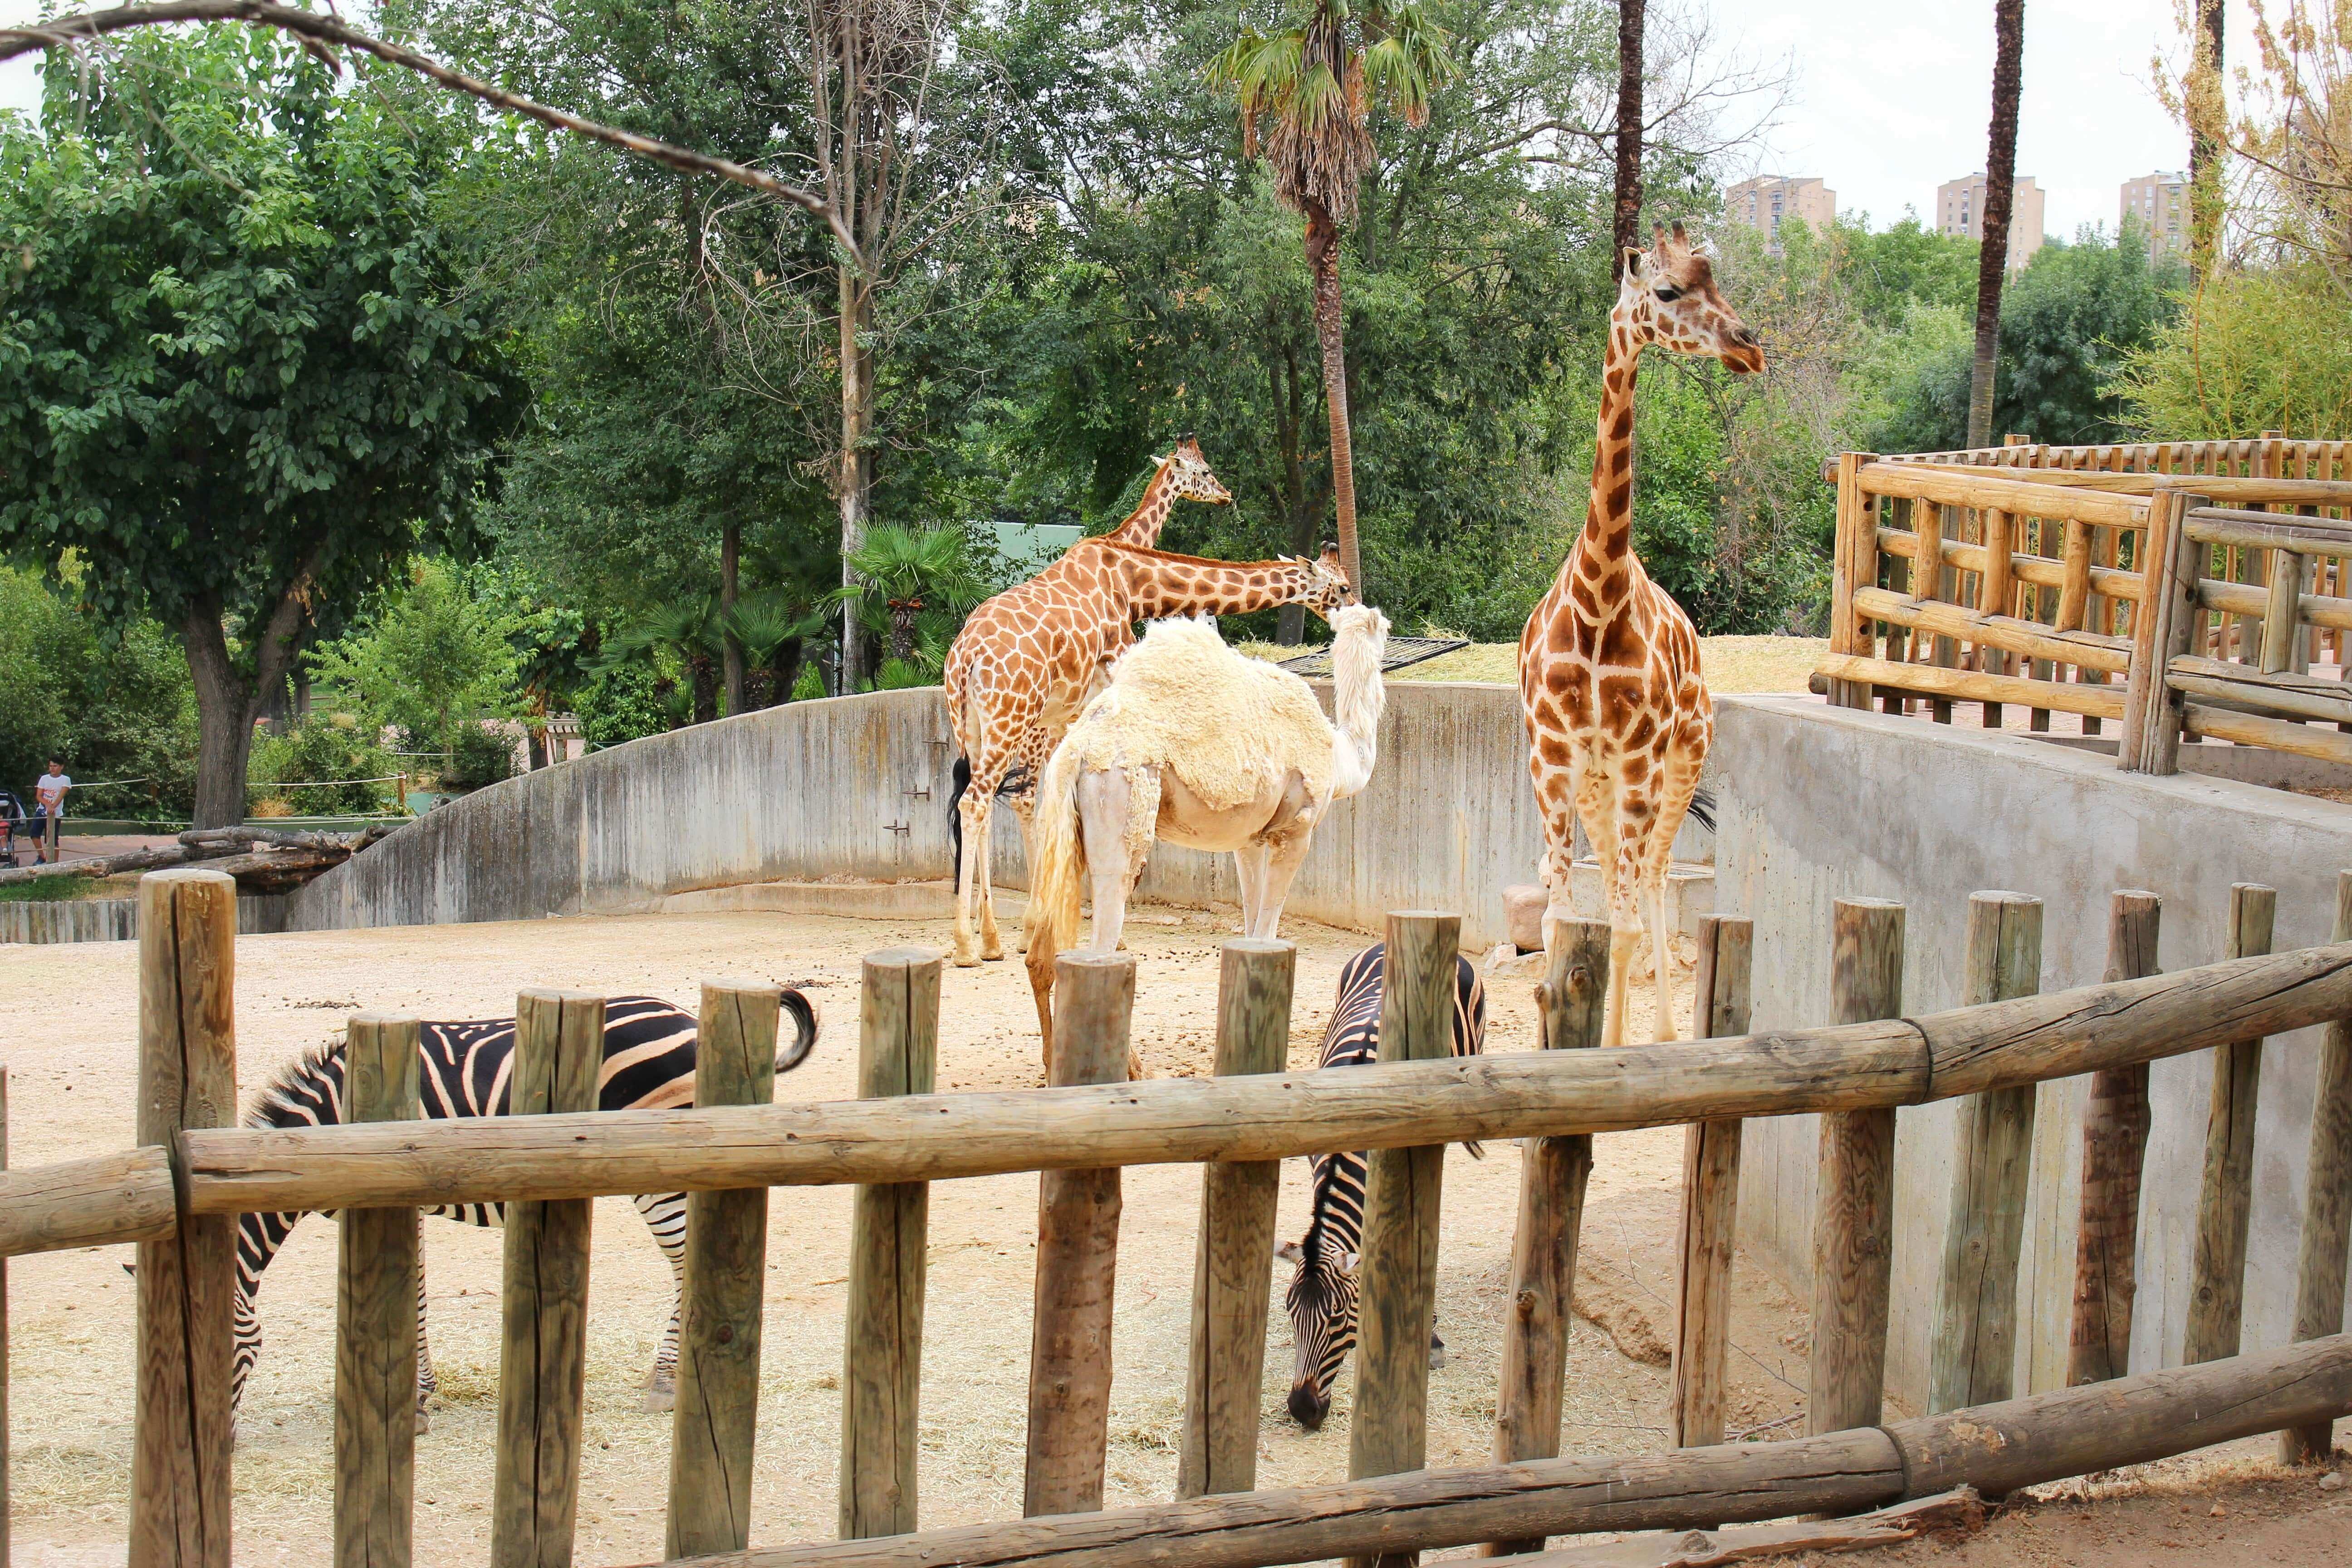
[154,939,2352,1220]
[10,867,2352,1568]
[1823,434,2352,763]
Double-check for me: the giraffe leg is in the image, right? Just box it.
[955,784,991,967]
[978,794,1012,963]
[1529,737,1582,945]
[1606,791,1660,1050]
[1645,735,1708,1044]
[1651,873,1679,1043]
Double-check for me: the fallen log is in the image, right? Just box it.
[200,846,347,894]
[650,1334,2351,1568]
[0,844,202,887]
[1489,1488,1984,1567]
[178,823,390,854]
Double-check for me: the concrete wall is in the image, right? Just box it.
[0,893,284,945]
[288,682,1722,948]
[1712,696,2352,1411]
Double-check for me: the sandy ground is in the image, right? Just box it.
[0,905,1821,1565]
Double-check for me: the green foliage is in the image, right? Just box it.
[0,29,523,822]
[575,665,679,750]
[1825,214,1980,329]
[0,874,97,904]
[246,719,396,816]
[2115,265,2352,438]
[1864,225,2188,451]
[306,560,527,752]
[0,568,198,820]
[441,726,518,791]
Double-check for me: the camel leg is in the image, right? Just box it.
[1251,833,1312,939]
[1234,842,1270,936]
[1075,768,1135,956]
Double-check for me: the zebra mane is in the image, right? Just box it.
[245,1037,346,1129]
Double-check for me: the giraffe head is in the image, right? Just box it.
[1617,222,1765,375]
[1162,436,1234,506]
[1291,542,1357,619]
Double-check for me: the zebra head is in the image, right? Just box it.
[1278,1235,1360,1430]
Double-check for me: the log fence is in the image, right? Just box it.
[5,870,2352,1565]
[1823,434,2352,767]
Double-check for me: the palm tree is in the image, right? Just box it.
[1965,0,2026,450]
[721,592,830,708]
[610,595,725,724]
[834,525,985,666]
[1613,0,1646,273]
[1210,1,1454,594]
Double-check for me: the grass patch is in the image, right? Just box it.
[0,873,98,903]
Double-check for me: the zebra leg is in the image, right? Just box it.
[637,1193,689,1411]
[414,1213,436,1432]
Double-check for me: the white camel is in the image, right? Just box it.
[1021,605,1391,1066]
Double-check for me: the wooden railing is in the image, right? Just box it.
[5,867,2352,1565]
[1824,436,2352,767]
[1823,455,2149,729]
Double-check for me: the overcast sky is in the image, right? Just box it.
[0,1,2259,239]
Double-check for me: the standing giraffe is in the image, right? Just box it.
[946,539,1356,967]
[1519,222,1764,1047]
[1101,436,1230,547]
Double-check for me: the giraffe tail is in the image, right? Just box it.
[947,754,971,876]
[1021,742,1088,1064]
[1686,789,1717,834]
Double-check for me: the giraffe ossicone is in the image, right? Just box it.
[1518,220,1764,1049]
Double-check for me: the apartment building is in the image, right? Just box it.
[1725,176,1837,253]
[1936,172,2047,269]
[2121,171,2189,262]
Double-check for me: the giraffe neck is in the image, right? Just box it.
[1571,320,1643,603]
[1117,549,1311,619]
[1104,462,1179,547]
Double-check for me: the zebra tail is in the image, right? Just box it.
[777,988,820,1073]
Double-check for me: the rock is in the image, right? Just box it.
[1504,883,1548,952]
[2321,1470,2345,1490]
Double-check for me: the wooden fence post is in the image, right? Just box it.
[1807,898,1905,1436]
[1346,911,1461,1568]
[1177,939,1295,1501]
[1928,893,2044,1412]
[667,981,783,1558]
[130,867,237,1568]
[1669,917,1756,1448]
[334,1014,420,1568]
[1482,919,1607,1558]
[1024,952,1134,1518]
[2283,871,2352,1464]
[1829,454,1876,709]
[840,949,942,1539]
[2,1066,11,1568]
[2185,882,2277,1364]
[490,991,602,1568]
[2067,891,2163,1386]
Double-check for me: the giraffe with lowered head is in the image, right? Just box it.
[1519,222,1765,1047]
[945,453,1356,967]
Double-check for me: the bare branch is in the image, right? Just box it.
[2,1,854,251]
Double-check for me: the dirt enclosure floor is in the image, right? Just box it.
[0,905,2342,1565]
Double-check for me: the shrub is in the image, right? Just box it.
[247,719,396,817]
[2113,265,2352,439]
[576,664,676,748]
[441,725,518,791]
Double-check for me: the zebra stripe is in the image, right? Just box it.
[232,990,817,1418]
[1282,942,1484,1430]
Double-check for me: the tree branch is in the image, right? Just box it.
[1,1,854,253]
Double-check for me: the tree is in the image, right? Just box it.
[1966,0,2027,450]
[1614,0,1646,270]
[836,526,986,666]
[2189,0,2227,281]
[0,31,522,826]
[1209,0,1455,593]
[305,560,528,756]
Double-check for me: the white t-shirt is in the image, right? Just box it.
[34,774,69,814]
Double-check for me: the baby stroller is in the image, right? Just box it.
[0,790,28,868]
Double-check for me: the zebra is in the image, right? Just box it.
[1274,941,1485,1431]
[231,990,819,1424]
